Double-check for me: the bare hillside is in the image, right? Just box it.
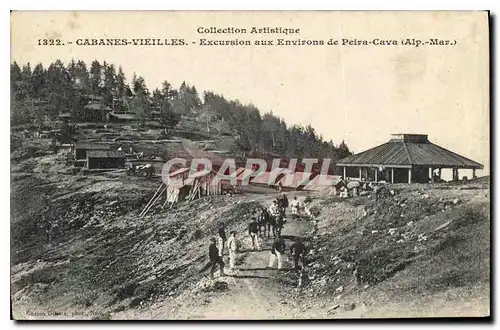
[11,159,490,319]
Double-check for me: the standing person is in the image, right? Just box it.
[290,238,307,271]
[269,200,281,235]
[269,235,286,270]
[227,231,239,270]
[217,222,227,257]
[282,193,289,212]
[269,200,280,219]
[209,237,225,279]
[290,196,301,220]
[248,217,261,251]
[304,193,312,205]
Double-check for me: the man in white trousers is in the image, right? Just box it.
[290,196,301,220]
[269,235,286,270]
[227,231,239,270]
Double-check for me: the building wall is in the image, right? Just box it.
[75,149,87,160]
[87,157,125,169]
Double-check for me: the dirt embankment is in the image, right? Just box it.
[10,169,265,320]
[298,180,490,317]
[11,160,490,319]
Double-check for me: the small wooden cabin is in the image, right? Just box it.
[74,142,112,160]
[86,150,126,169]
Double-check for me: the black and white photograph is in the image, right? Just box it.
[9,11,490,320]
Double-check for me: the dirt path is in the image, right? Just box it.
[113,207,316,320]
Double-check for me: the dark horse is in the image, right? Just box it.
[258,207,285,238]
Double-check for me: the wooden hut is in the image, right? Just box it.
[184,170,223,201]
[81,103,113,122]
[74,141,111,160]
[163,168,223,205]
[165,167,191,204]
[109,112,138,123]
[86,150,126,169]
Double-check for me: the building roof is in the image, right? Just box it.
[184,171,220,185]
[337,134,483,169]
[235,168,255,181]
[274,172,314,188]
[75,142,112,150]
[216,167,249,186]
[110,112,138,121]
[86,150,126,158]
[190,170,217,179]
[58,112,72,118]
[303,175,343,191]
[234,167,246,177]
[251,168,286,185]
[169,167,190,177]
[83,103,113,111]
[236,168,252,179]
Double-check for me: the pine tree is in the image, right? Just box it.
[89,60,102,96]
[337,140,352,159]
[116,66,127,98]
[46,60,75,117]
[75,60,90,91]
[102,63,117,103]
[132,74,149,96]
[11,62,21,81]
[30,63,46,99]
[10,62,22,99]
[20,63,32,82]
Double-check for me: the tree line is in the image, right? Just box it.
[10,59,352,162]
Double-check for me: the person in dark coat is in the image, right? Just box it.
[248,217,261,251]
[217,222,227,256]
[269,235,286,270]
[290,238,307,271]
[209,237,225,279]
[282,193,289,210]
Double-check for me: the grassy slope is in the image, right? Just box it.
[301,180,490,316]
[10,167,265,319]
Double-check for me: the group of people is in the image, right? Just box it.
[269,235,307,271]
[270,193,303,221]
[206,194,309,279]
[207,222,239,279]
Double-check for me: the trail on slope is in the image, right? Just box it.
[113,207,315,320]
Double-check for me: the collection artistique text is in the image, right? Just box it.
[197,27,300,35]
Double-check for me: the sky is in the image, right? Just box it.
[10,11,490,174]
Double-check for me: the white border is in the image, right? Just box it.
[3,1,497,330]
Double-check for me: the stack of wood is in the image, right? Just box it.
[140,170,223,217]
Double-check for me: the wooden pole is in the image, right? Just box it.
[375,168,378,182]
[473,168,477,179]
[141,185,166,217]
[408,168,412,184]
[140,183,164,216]
[143,187,166,215]
[343,167,346,180]
[391,168,394,183]
[359,167,362,180]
